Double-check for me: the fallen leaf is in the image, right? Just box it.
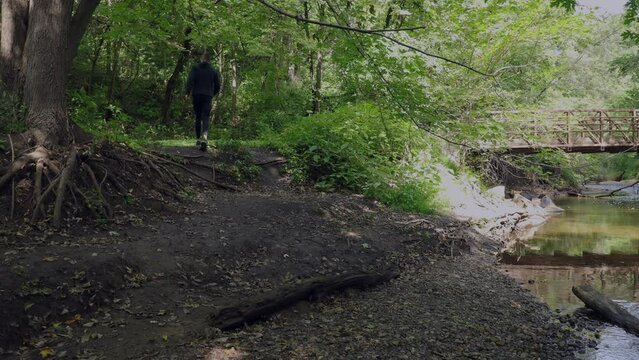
[39,347,54,358]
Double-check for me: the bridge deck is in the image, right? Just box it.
[493,109,639,154]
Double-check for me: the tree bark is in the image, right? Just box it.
[230,48,239,127]
[160,27,192,124]
[303,0,315,106]
[573,285,639,336]
[211,270,399,330]
[212,44,225,126]
[312,51,322,114]
[1,0,30,93]
[88,29,107,93]
[67,0,101,72]
[23,0,75,146]
[107,40,121,102]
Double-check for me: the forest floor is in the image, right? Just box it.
[0,146,596,360]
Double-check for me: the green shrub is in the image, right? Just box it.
[273,102,440,213]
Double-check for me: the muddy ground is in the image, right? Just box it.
[0,147,592,359]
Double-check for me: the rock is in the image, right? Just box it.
[486,186,505,199]
[516,215,547,229]
[513,194,534,208]
[540,195,564,214]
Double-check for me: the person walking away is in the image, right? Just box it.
[185,52,221,151]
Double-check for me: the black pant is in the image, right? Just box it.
[192,94,213,139]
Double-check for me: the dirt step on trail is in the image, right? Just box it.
[0,151,591,359]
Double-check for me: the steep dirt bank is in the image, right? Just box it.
[0,148,589,359]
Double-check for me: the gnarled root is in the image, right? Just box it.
[2,140,238,227]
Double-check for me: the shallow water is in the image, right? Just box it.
[501,196,639,360]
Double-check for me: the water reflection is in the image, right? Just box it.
[508,198,639,257]
[501,265,639,312]
[501,197,639,360]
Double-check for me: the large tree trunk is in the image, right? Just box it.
[23,0,75,146]
[160,27,192,124]
[67,0,101,72]
[1,0,30,93]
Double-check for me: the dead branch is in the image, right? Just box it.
[573,285,639,337]
[53,148,78,227]
[211,270,399,330]
[594,180,639,198]
[254,159,287,166]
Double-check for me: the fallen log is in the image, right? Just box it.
[572,284,639,336]
[211,270,399,331]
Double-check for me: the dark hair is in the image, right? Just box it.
[201,52,211,62]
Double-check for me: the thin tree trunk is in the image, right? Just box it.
[310,3,325,114]
[160,27,192,124]
[88,32,107,93]
[23,0,75,146]
[108,40,121,102]
[1,0,29,93]
[230,49,239,127]
[212,44,225,126]
[303,1,315,86]
[312,51,322,114]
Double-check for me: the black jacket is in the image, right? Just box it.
[185,62,221,97]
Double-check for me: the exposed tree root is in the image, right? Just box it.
[1,140,239,226]
[142,151,238,191]
[53,148,78,227]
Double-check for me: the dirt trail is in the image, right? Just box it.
[0,147,591,359]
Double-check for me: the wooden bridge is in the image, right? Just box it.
[493,109,639,154]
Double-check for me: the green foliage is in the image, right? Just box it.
[273,103,439,213]
[25,0,639,210]
[0,91,26,137]
[70,89,186,148]
[598,153,639,180]
[550,0,576,12]
[509,149,585,188]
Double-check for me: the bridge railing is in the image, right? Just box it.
[490,109,639,153]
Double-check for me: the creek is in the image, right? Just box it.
[500,192,639,360]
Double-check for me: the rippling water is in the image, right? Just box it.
[501,196,639,360]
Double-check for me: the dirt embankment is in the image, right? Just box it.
[0,148,590,359]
